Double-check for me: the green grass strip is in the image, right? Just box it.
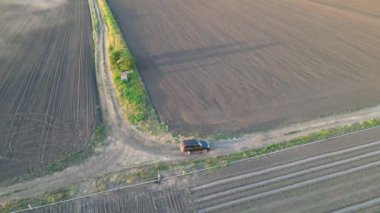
[0,188,74,213]
[194,119,380,169]
[97,0,167,134]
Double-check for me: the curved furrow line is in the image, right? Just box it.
[2,8,58,166]
[38,2,72,164]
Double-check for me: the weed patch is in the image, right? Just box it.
[0,188,74,213]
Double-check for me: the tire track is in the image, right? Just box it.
[333,197,380,213]
[0,0,98,180]
[2,14,55,166]
[194,149,380,203]
[191,140,380,212]
[191,139,380,192]
[198,161,380,212]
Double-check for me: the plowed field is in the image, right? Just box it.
[26,185,189,213]
[107,0,380,135]
[0,0,98,181]
[17,128,380,212]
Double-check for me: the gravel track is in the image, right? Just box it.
[13,124,380,213]
[0,0,98,181]
[0,0,179,203]
[3,0,380,209]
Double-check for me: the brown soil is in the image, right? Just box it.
[3,0,380,207]
[15,127,380,212]
[107,0,380,135]
[0,0,182,203]
[25,183,190,213]
[0,0,99,181]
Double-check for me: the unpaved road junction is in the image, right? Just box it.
[2,0,380,211]
[19,125,380,212]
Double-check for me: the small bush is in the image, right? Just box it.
[110,49,134,71]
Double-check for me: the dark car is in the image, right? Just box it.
[180,139,210,154]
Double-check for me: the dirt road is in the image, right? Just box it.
[0,0,98,181]
[16,123,380,213]
[0,0,179,203]
[107,0,380,135]
[3,0,380,207]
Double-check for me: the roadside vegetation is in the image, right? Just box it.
[0,188,74,213]
[196,118,380,169]
[3,119,380,212]
[97,0,168,135]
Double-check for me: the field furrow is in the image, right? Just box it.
[0,0,98,181]
[107,0,380,135]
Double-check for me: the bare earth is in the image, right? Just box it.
[2,0,380,207]
[0,1,98,181]
[107,0,380,135]
[18,126,380,212]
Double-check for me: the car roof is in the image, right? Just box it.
[183,139,201,146]
[199,140,208,144]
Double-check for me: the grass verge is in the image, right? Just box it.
[195,118,380,168]
[96,0,167,135]
[3,119,380,212]
[0,188,74,213]
[119,119,380,180]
